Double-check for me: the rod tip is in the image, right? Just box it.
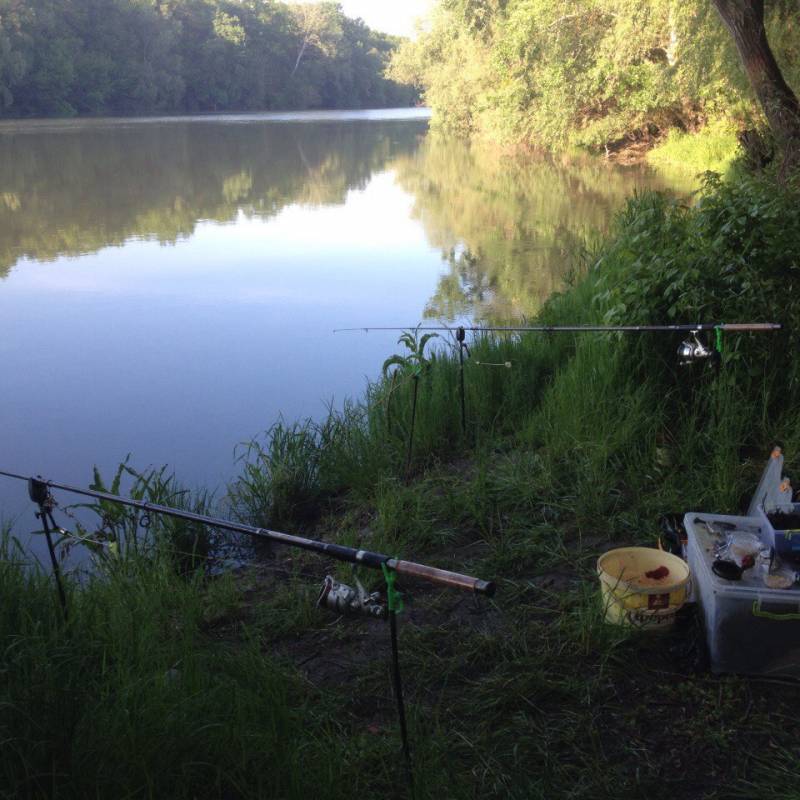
[476,579,496,597]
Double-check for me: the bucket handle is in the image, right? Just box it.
[751,599,800,621]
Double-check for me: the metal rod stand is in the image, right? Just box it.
[405,374,419,476]
[389,608,414,799]
[457,326,467,435]
[28,477,69,621]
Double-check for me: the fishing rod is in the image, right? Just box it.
[0,469,495,597]
[4,469,488,793]
[334,323,782,333]
[337,322,782,436]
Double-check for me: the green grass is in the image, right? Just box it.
[648,118,741,175]
[4,170,800,798]
[0,535,331,799]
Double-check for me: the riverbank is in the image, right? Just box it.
[3,169,800,799]
[438,115,742,175]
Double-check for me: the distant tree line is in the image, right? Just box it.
[0,0,418,117]
[389,0,799,155]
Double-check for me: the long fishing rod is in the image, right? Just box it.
[334,323,782,333]
[337,322,782,443]
[0,469,495,596]
[5,469,481,794]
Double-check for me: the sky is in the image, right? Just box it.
[293,0,433,38]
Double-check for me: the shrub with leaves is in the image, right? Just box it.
[594,172,800,377]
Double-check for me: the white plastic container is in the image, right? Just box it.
[685,512,800,677]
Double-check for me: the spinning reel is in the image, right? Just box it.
[677,330,719,367]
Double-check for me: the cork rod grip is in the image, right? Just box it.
[721,323,782,331]
[390,559,496,596]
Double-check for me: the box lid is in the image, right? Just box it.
[748,447,793,516]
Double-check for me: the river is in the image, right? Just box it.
[0,108,690,535]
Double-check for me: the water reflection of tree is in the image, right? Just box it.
[0,119,428,276]
[423,248,494,320]
[393,136,693,322]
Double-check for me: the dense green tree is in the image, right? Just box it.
[390,0,799,153]
[0,0,417,117]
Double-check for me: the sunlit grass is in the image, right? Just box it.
[648,117,741,175]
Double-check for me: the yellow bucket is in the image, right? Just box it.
[597,547,690,629]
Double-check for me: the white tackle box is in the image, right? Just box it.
[685,512,800,677]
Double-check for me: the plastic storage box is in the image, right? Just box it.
[685,513,800,677]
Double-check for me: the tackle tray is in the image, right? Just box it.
[685,512,800,677]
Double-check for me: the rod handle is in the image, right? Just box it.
[390,559,495,596]
[721,323,782,331]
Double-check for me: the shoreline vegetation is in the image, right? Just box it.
[388,1,798,171]
[4,166,800,798]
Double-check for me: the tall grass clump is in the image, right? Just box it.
[68,460,217,574]
[228,406,401,530]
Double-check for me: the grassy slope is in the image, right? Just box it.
[3,171,800,799]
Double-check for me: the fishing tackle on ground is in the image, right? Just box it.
[456,325,468,434]
[337,323,780,445]
[27,476,69,620]
[3,469,494,797]
[338,323,781,367]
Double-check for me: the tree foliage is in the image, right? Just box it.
[0,0,417,117]
[390,0,800,152]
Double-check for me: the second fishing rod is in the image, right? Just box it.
[338,321,783,442]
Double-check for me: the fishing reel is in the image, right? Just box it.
[677,331,718,367]
[317,574,386,619]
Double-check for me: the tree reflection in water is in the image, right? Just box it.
[0,116,692,324]
[0,117,428,277]
[392,136,695,322]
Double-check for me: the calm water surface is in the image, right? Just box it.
[0,108,689,531]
